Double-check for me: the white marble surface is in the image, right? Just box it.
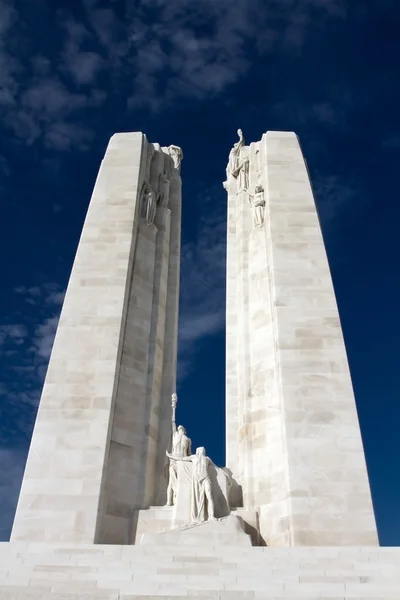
[11,133,183,545]
[1,541,400,599]
[167,450,230,529]
[225,131,378,546]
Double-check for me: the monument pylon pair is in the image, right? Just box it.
[10,130,377,548]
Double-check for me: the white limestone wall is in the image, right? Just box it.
[11,133,145,544]
[1,542,400,599]
[264,131,377,546]
[225,131,378,546]
[11,133,183,545]
[226,139,291,545]
[98,220,160,543]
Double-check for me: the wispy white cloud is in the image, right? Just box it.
[312,173,358,224]
[0,324,28,346]
[382,134,400,150]
[0,283,64,406]
[0,282,65,538]
[30,315,60,361]
[0,0,348,148]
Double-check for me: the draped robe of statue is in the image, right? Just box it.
[189,448,215,523]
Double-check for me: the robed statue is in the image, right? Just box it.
[165,394,191,506]
[224,129,249,192]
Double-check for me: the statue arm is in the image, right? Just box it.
[180,455,193,462]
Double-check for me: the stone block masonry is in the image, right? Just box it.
[1,542,400,599]
[225,131,378,547]
[10,133,183,545]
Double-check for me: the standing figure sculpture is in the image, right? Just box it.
[225,129,249,192]
[141,183,157,226]
[165,394,191,506]
[249,184,266,228]
[158,172,170,207]
[178,447,215,524]
[168,145,183,171]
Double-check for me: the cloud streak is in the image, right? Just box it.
[0,283,64,410]
[0,0,347,149]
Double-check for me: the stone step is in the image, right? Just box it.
[1,543,400,599]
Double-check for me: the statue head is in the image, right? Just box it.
[177,425,186,434]
[196,446,206,456]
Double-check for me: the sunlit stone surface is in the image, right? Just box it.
[11,133,183,545]
[2,131,393,600]
[224,130,378,547]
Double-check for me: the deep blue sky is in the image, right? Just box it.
[1,0,400,545]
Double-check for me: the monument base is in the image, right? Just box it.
[140,514,251,546]
[1,541,400,599]
[134,506,260,545]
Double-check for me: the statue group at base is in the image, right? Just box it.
[165,394,230,526]
[167,447,216,523]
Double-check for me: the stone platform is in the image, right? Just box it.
[140,515,251,546]
[1,542,400,599]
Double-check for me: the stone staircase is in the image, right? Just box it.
[1,541,400,599]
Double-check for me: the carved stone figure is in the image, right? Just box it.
[141,183,157,226]
[158,172,170,207]
[171,425,191,458]
[232,156,249,192]
[168,145,183,171]
[249,184,266,228]
[184,447,215,524]
[224,129,249,192]
[166,394,191,506]
[150,144,164,192]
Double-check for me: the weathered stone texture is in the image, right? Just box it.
[225,131,378,546]
[11,133,182,545]
[1,542,400,599]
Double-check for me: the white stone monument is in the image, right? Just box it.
[10,133,183,544]
[2,130,399,600]
[224,130,378,546]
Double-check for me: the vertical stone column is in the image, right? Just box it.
[154,157,182,506]
[225,195,238,473]
[225,130,378,546]
[225,137,291,545]
[95,144,183,544]
[142,207,171,508]
[11,133,183,544]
